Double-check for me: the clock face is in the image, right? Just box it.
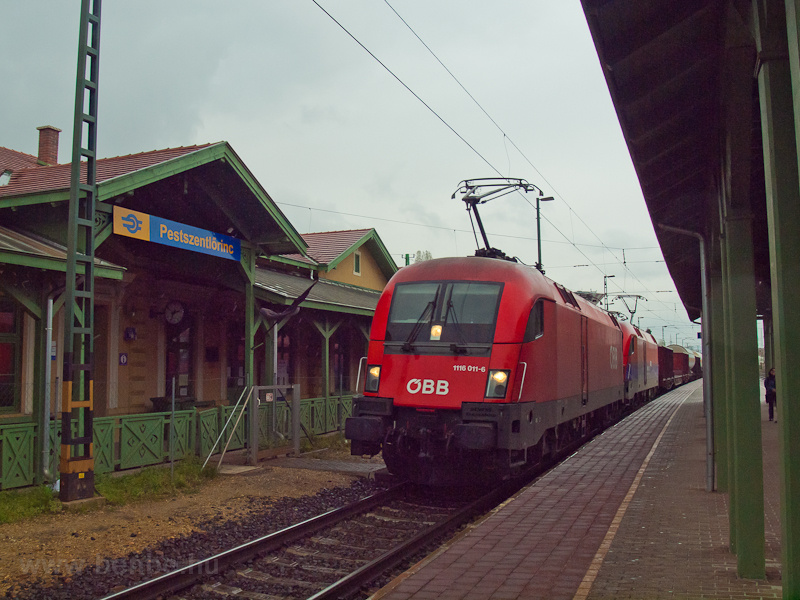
[165,301,185,325]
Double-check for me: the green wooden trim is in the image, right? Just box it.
[53,293,66,314]
[300,299,374,317]
[97,143,228,201]
[0,252,124,279]
[0,281,42,320]
[0,251,125,280]
[253,286,375,317]
[313,318,342,340]
[0,423,35,489]
[313,318,341,402]
[94,203,114,246]
[324,231,372,272]
[254,288,294,307]
[0,190,71,209]
[0,394,366,490]
[220,146,306,253]
[0,416,35,425]
[262,254,317,270]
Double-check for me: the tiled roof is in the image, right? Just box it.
[0,144,213,198]
[0,147,41,173]
[281,229,372,266]
[254,267,380,313]
[0,225,124,276]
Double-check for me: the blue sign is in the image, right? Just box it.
[114,207,241,261]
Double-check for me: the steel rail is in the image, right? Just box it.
[308,474,529,600]
[308,406,632,600]
[98,482,410,600]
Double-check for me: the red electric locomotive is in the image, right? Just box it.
[619,322,659,402]
[346,256,629,485]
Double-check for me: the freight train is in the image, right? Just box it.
[345,256,700,486]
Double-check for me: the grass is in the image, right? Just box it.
[301,432,350,457]
[95,457,218,506]
[0,458,219,524]
[0,485,61,524]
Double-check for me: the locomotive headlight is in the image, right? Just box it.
[485,369,511,399]
[365,365,382,392]
[491,371,508,383]
[430,325,443,340]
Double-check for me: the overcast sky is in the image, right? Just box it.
[2,1,705,347]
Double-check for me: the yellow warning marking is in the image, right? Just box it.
[572,390,690,600]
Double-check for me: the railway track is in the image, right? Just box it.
[96,400,643,600]
[98,475,531,600]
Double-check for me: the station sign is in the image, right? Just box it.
[113,206,241,261]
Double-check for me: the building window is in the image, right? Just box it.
[0,171,11,186]
[0,298,20,411]
[166,320,193,397]
[353,251,362,276]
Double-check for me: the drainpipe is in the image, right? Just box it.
[659,224,714,492]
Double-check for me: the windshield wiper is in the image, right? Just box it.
[402,301,436,352]
[443,300,469,355]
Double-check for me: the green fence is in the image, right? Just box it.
[0,394,354,490]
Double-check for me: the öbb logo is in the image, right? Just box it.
[406,379,449,395]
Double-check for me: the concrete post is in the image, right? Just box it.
[763,0,800,592]
[720,238,737,549]
[710,218,729,492]
[719,10,765,573]
[724,213,766,579]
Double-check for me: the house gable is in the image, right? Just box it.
[274,228,397,291]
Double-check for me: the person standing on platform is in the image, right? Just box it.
[765,367,777,422]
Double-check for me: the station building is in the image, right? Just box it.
[0,126,396,487]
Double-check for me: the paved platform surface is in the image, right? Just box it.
[374,381,783,600]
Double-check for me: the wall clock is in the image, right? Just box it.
[165,300,185,325]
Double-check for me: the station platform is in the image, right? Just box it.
[373,380,783,600]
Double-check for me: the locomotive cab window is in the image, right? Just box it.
[523,299,544,342]
[386,281,503,348]
[629,337,636,355]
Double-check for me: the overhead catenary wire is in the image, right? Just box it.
[310,0,496,174]
[381,0,644,286]
[311,1,689,327]
[275,201,658,251]
[377,1,688,323]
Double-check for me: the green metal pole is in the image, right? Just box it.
[720,238,737,548]
[240,245,256,466]
[724,214,766,579]
[763,316,773,375]
[766,1,800,592]
[710,220,728,492]
[61,0,100,502]
[323,322,330,403]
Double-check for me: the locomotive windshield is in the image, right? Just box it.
[386,281,502,352]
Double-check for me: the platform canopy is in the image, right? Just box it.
[580,0,771,320]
